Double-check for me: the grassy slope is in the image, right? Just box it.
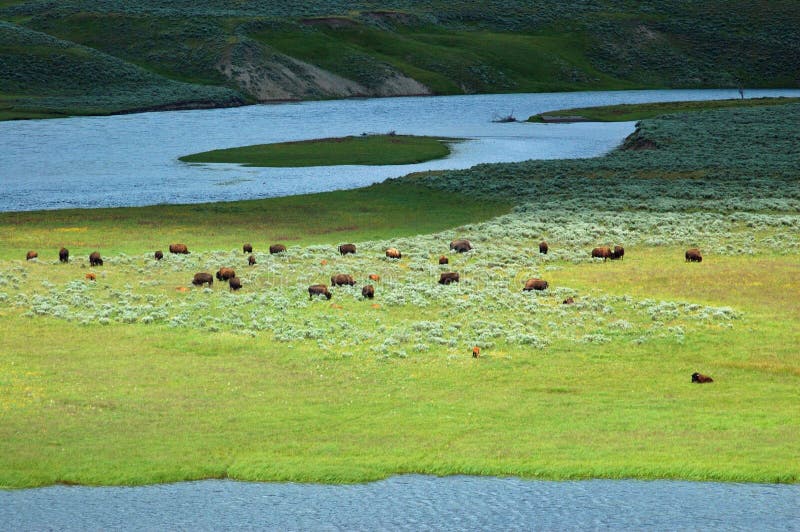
[179,135,453,167]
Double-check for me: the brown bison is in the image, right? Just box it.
[691,372,713,383]
[368,274,380,282]
[362,285,375,299]
[59,247,69,263]
[26,250,37,261]
[472,346,481,358]
[591,246,612,260]
[438,255,449,265]
[269,244,287,254]
[248,254,256,266]
[539,241,548,254]
[386,247,401,259]
[89,251,103,266]
[331,273,356,286]
[154,250,163,261]
[85,273,96,281]
[523,278,549,291]
[243,243,253,254]
[450,239,472,253]
[563,296,575,305]
[308,284,332,300]
[685,248,703,262]
[439,272,460,285]
[216,267,236,281]
[169,243,189,254]
[611,245,625,260]
[229,277,242,291]
[192,272,213,287]
[338,243,356,255]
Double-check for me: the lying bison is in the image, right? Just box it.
[439,272,460,285]
[449,239,472,253]
[216,267,236,281]
[89,251,103,266]
[26,250,37,261]
[154,250,163,261]
[169,243,189,254]
[243,243,253,254]
[308,284,332,300]
[563,296,575,305]
[269,244,286,254]
[685,248,703,262]
[331,273,356,286]
[338,243,356,255]
[438,255,449,265]
[691,372,713,383]
[229,277,242,291]
[539,241,548,255]
[59,247,69,263]
[386,247,401,259]
[248,254,256,266]
[192,272,213,287]
[523,278,548,291]
[362,285,375,299]
[611,245,625,260]
[591,246,612,260]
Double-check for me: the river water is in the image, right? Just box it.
[1,476,798,531]
[2,88,799,212]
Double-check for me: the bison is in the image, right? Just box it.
[439,272,460,285]
[539,241,548,254]
[523,278,549,291]
[59,247,69,263]
[563,296,575,305]
[362,285,375,299]
[89,251,103,266]
[229,277,242,291]
[691,372,713,383]
[386,247,402,259]
[368,274,380,282]
[685,248,703,262]
[611,245,625,260]
[192,272,213,287]
[591,246,612,260]
[85,273,96,281]
[472,346,481,358]
[308,284,332,300]
[216,267,236,281]
[169,243,189,254]
[269,244,287,254]
[338,243,356,255]
[449,239,472,253]
[243,243,253,254]
[154,250,163,261]
[331,273,356,286]
[248,254,256,266]
[26,250,37,261]
[438,255,449,265]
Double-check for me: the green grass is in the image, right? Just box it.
[528,97,800,122]
[179,135,455,167]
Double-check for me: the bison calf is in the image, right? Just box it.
[59,247,69,263]
[243,243,253,254]
[338,243,356,255]
[539,241,548,254]
[523,278,548,291]
[89,251,103,266]
[331,273,355,286]
[368,274,380,282]
[216,267,236,281]
[449,239,472,253]
[229,277,242,291]
[386,247,401,259]
[438,255,449,265]
[85,273,96,281]
[192,272,213,287]
[591,246,612,260]
[691,372,713,383]
[26,250,37,261]
[362,285,375,299]
[472,346,480,358]
[269,244,286,254]
[439,272,460,285]
[563,296,575,305]
[154,250,163,261]
[309,284,332,300]
[685,248,703,262]
[169,243,189,254]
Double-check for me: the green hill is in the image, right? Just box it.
[1,1,799,119]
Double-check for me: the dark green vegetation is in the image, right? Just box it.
[180,135,453,167]
[2,1,799,119]
[1,104,798,487]
[528,97,800,123]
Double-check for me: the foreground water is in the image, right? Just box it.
[1,476,798,531]
[2,88,799,212]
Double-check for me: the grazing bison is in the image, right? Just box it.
[59,247,69,263]
[368,274,380,282]
[331,273,356,286]
[472,346,481,358]
[229,277,242,291]
[192,272,213,287]
[154,250,163,261]
[308,284,332,300]
[248,254,256,266]
[563,296,575,305]
[85,273,96,281]
[449,239,472,253]
[169,243,189,254]
[691,372,713,383]
[539,241,548,254]
[591,246,612,260]
[386,247,402,259]
[611,245,625,260]
[338,243,356,255]
[523,278,549,291]
[243,243,253,254]
[216,267,236,281]
[438,255,449,265]
[685,248,703,262]
[26,250,37,261]
[439,272,460,285]
[362,285,375,299]
[269,244,286,254]
[89,251,103,266]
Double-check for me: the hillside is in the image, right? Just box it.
[1,1,799,119]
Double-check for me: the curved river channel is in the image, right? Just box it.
[2,88,799,211]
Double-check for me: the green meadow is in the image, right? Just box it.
[0,103,798,488]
